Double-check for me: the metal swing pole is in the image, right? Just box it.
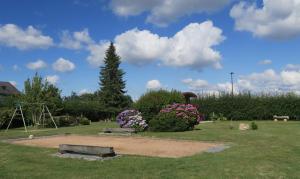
[20,105,27,132]
[5,105,27,132]
[5,107,18,132]
[45,105,58,129]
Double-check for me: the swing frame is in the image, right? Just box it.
[5,102,58,132]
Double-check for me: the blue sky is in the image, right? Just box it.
[1,0,300,99]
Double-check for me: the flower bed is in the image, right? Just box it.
[116,109,147,132]
[149,103,203,132]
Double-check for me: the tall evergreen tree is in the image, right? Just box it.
[99,42,128,113]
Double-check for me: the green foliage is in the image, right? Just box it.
[21,73,63,126]
[48,115,91,127]
[79,117,91,125]
[0,108,13,129]
[149,112,190,132]
[134,89,185,122]
[192,92,300,120]
[52,116,77,127]
[98,42,130,115]
[251,122,258,130]
[63,92,124,121]
[209,112,227,121]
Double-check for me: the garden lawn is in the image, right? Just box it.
[1,121,300,179]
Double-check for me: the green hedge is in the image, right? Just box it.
[134,90,185,122]
[192,93,300,120]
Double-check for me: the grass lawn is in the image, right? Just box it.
[0,121,300,179]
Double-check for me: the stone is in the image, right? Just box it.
[59,144,115,157]
[284,119,287,122]
[28,135,34,139]
[103,128,136,134]
[274,119,278,122]
[239,123,250,131]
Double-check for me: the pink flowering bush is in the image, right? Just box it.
[116,109,147,132]
[149,103,203,132]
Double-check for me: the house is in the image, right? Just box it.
[0,81,20,96]
[0,81,20,106]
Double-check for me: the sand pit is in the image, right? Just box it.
[11,135,222,158]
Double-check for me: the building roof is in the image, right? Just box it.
[0,81,20,95]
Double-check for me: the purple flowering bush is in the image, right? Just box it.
[116,109,147,132]
[149,103,203,132]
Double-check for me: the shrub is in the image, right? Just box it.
[116,109,147,132]
[0,108,13,129]
[149,103,202,132]
[51,115,78,127]
[251,122,258,130]
[192,92,300,120]
[79,117,91,125]
[209,113,227,121]
[134,90,185,123]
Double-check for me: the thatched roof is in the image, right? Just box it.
[0,81,20,95]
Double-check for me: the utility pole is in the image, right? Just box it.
[230,72,234,96]
[230,72,234,129]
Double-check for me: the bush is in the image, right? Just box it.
[192,92,300,120]
[251,122,258,130]
[0,108,13,129]
[209,113,227,121]
[51,115,78,127]
[134,90,185,123]
[79,117,91,125]
[149,112,189,132]
[149,103,202,132]
[63,93,133,121]
[116,109,147,132]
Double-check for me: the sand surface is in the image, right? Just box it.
[11,135,221,158]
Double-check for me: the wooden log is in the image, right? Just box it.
[103,128,136,134]
[59,144,115,157]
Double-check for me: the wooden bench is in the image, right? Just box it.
[59,144,115,157]
[103,128,136,134]
[273,115,289,122]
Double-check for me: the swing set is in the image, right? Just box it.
[5,102,58,132]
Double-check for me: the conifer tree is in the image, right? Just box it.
[98,42,128,114]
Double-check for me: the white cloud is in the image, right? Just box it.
[183,67,300,94]
[115,28,168,65]
[59,29,93,50]
[86,41,110,67]
[182,78,209,90]
[0,24,53,50]
[110,0,231,26]
[146,80,162,90]
[281,70,300,85]
[63,21,225,70]
[52,58,76,72]
[114,21,224,70]
[26,59,47,70]
[259,59,272,65]
[285,64,300,71]
[45,75,59,85]
[161,21,224,69]
[230,0,300,40]
[78,89,92,95]
[9,81,17,87]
